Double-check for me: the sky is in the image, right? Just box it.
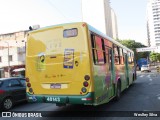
[110,0,148,45]
[0,0,148,45]
[0,0,81,33]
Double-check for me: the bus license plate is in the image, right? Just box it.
[50,84,61,89]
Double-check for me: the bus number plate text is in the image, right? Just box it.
[50,83,61,89]
[46,97,60,102]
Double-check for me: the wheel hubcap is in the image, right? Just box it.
[4,99,12,109]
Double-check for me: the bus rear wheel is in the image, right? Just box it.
[115,81,121,101]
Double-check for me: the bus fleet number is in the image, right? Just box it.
[47,97,60,102]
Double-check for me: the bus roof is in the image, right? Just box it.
[28,22,134,54]
[88,24,134,53]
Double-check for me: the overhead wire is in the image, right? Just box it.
[46,0,71,22]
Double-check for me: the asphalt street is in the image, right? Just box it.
[1,68,160,120]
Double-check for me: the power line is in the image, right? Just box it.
[46,0,71,22]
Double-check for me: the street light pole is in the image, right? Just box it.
[5,41,10,77]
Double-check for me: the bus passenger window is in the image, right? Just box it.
[97,50,105,64]
[109,49,112,71]
[119,48,124,64]
[93,50,98,63]
[105,48,112,71]
[114,45,120,65]
[105,48,109,63]
[90,34,105,65]
[91,34,96,48]
[128,52,132,64]
[131,53,134,63]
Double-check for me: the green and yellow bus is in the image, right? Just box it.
[26,22,136,106]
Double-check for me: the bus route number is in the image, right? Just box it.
[47,97,60,102]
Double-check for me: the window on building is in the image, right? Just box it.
[154,24,160,26]
[156,43,160,46]
[9,55,13,62]
[0,56,2,62]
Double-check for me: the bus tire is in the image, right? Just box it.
[115,81,121,101]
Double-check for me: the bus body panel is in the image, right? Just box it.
[26,23,93,98]
[92,65,111,105]
[26,22,136,106]
[89,33,115,106]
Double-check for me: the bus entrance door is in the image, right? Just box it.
[105,48,114,98]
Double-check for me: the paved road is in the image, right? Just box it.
[1,70,160,119]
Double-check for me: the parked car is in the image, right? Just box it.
[141,65,151,72]
[155,65,160,68]
[0,77,26,111]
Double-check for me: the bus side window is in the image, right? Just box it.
[114,45,120,65]
[119,48,124,64]
[90,33,105,65]
[109,49,112,71]
[105,48,109,64]
[102,39,106,63]
[128,52,132,64]
[91,34,97,64]
[131,53,134,63]
[91,34,95,48]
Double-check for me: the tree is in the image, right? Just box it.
[150,52,157,62]
[157,53,160,62]
[150,52,160,62]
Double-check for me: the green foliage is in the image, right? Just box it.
[150,52,160,62]
[116,39,149,61]
[158,54,160,61]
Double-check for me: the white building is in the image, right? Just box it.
[147,0,160,47]
[111,8,118,39]
[0,40,25,78]
[81,0,118,39]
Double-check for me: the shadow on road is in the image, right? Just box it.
[44,83,140,117]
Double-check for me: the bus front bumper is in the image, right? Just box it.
[26,92,94,105]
